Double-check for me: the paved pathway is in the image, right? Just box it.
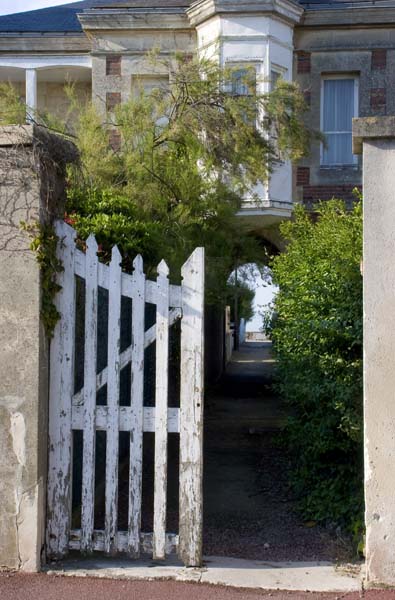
[204,341,353,562]
[0,572,393,600]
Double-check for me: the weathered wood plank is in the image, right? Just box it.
[179,248,205,567]
[77,258,179,308]
[80,234,99,553]
[128,255,145,557]
[153,260,170,560]
[110,272,180,307]
[47,220,76,558]
[72,308,182,406]
[69,530,178,555]
[72,406,180,433]
[105,245,122,554]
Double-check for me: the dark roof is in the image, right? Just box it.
[0,0,191,33]
[2,0,395,33]
[299,0,395,8]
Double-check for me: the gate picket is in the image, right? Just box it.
[153,260,170,560]
[47,221,204,565]
[105,245,122,554]
[81,234,99,553]
[128,255,145,557]
[47,221,76,557]
[179,248,205,567]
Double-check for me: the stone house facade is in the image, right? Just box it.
[0,0,394,237]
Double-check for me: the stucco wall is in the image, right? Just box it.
[0,125,77,571]
[353,116,395,587]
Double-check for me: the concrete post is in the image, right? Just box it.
[0,125,77,571]
[353,116,395,587]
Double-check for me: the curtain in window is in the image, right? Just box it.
[322,78,355,165]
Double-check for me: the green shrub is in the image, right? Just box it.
[269,199,363,527]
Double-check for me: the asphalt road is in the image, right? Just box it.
[1,574,394,600]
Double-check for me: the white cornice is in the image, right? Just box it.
[187,0,304,28]
[0,55,92,70]
[199,34,293,53]
[300,6,395,27]
[78,11,191,31]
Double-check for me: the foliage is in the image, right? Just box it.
[226,279,255,322]
[267,199,363,528]
[0,82,25,125]
[6,54,312,331]
[64,53,311,301]
[20,221,63,337]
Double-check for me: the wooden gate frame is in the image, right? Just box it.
[46,220,204,566]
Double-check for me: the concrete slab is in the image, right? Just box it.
[46,555,363,593]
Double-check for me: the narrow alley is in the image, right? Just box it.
[203,341,351,562]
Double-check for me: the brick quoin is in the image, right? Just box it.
[106,92,121,112]
[106,55,122,76]
[109,129,121,151]
[296,166,310,186]
[370,87,386,110]
[296,51,311,74]
[371,49,387,70]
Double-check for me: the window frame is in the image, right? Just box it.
[320,73,359,167]
[224,61,259,97]
[270,64,287,91]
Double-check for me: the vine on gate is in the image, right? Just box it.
[20,221,63,338]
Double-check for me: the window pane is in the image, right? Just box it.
[271,70,281,91]
[231,68,256,96]
[322,78,356,165]
[323,79,354,132]
[323,132,353,165]
[336,79,354,131]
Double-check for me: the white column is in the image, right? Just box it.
[25,68,37,122]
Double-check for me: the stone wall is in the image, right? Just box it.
[0,125,77,571]
[294,20,395,206]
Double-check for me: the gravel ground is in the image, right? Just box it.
[203,343,353,563]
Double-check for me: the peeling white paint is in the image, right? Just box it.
[16,482,42,572]
[10,412,26,467]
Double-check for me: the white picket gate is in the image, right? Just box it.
[46,220,204,566]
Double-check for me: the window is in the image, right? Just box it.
[270,69,281,91]
[321,76,359,166]
[228,66,256,96]
[131,75,169,96]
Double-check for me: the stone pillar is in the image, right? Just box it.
[353,116,395,587]
[0,125,77,571]
[25,69,38,122]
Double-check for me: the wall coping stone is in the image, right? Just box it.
[353,116,395,154]
[0,124,78,164]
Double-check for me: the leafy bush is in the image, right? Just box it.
[268,199,363,527]
[0,82,25,125]
[64,53,311,300]
[226,279,255,322]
